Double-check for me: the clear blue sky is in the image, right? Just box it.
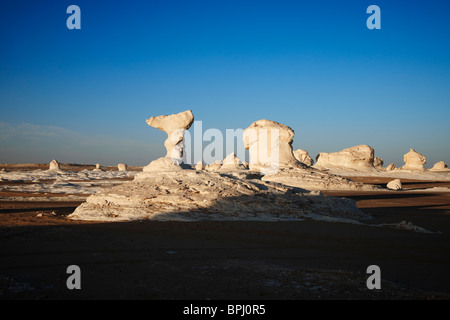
[1,0,449,167]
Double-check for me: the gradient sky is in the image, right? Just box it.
[1,0,449,167]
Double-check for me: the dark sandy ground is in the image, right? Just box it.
[0,169,449,300]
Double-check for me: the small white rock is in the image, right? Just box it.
[387,179,402,190]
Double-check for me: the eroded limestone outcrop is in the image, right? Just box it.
[48,160,60,171]
[93,163,104,172]
[374,157,384,169]
[118,163,128,171]
[243,119,303,174]
[314,145,376,171]
[430,161,448,171]
[143,110,194,172]
[69,111,375,222]
[220,152,247,171]
[386,163,396,172]
[293,149,314,166]
[242,122,378,191]
[402,148,426,171]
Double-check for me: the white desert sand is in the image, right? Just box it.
[0,164,137,200]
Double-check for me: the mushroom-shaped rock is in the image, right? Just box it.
[293,149,314,166]
[48,160,60,171]
[315,145,375,171]
[430,161,448,171]
[402,148,426,171]
[143,110,194,172]
[118,163,128,171]
[387,179,402,190]
[243,119,302,173]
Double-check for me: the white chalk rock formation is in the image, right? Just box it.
[387,179,402,190]
[143,110,194,172]
[314,145,375,171]
[93,163,104,172]
[118,163,128,171]
[220,152,247,171]
[241,121,378,191]
[205,160,222,172]
[243,119,303,174]
[293,149,314,166]
[374,157,384,169]
[402,148,426,171]
[386,163,396,172]
[49,160,60,171]
[48,160,61,171]
[430,161,448,171]
[69,170,368,222]
[69,111,375,222]
[195,161,204,171]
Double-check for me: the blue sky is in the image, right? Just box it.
[1,0,449,166]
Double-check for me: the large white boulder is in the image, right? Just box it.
[387,179,402,190]
[314,145,375,171]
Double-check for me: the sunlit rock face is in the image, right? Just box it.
[48,160,60,171]
[402,148,426,171]
[293,149,314,167]
[386,163,396,171]
[219,152,247,171]
[430,161,448,171]
[373,157,384,169]
[243,119,303,174]
[387,179,402,190]
[315,145,375,171]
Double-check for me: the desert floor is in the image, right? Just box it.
[0,166,449,300]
